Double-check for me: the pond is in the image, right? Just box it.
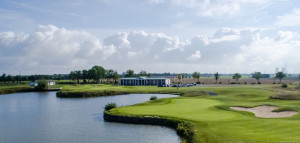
[0,92,180,143]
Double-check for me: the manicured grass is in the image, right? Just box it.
[104,84,300,142]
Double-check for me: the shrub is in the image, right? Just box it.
[230,82,236,84]
[180,92,185,96]
[104,102,117,111]
[244,82,247,84]
[273,82,276,84]
[176,122,194,138]
[258,82,261,84]
[196,81,201,84]
[35,80,48,91]
[150,96,157,100]
[281,83,288,88]
[219,82,222,84]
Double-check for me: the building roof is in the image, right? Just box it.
[120,77,170,80]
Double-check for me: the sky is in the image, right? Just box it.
[0,0,300,75]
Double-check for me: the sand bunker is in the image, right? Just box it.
[230,105,298,118]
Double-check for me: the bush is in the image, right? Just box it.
[150,96,157,100]
[35,80,48,91]
[196,81,201,84]
[104,102,117,111]
[273,82,276,84]
[230,82,236,84]
[281,83,288,88]
[180,92,185,96]
[176,122,194,138]
[258,82,261,84]
[244,82,247,84]
[219,82,222,84]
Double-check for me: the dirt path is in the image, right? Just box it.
[230,105,298,118]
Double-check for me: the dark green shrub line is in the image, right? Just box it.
[56,90,185,98]
[103,112,195,143]
[56,90,131,98]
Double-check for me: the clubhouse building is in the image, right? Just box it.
[120,77,171,86]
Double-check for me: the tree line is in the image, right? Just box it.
[191,71,289,84]
[68,67,153,84]
[69,65,119,84]
[0,66,298,85]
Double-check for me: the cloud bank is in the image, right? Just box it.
[0,25,299,74]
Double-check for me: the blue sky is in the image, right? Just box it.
[0,0,300,75]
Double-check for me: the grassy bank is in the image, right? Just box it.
[0,84,35,94]
[57,84,207,97]
[103,84,300,142]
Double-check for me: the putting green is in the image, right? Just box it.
[111,98,238,121]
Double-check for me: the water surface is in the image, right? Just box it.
[0,92,180,143]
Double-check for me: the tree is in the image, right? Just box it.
[82,70,88,83]
[147,73,152,77]
[106,69,115,83]
[21,76,28,82]
[298,74,300,85]
[57,74,62,82]
[35,80,48,91]
[192,72,201,81]
[276,72,286,84]
[69,71,76,82]
[139,70,148,76]
[113,71,119,83]
[0,74,6,84]
[253,72,262,83]
[90,65,106,83]
[15,75,21,83]
[232,73,241,83]
[74,70,81,84]
[7,75,13,83]
[214,72,220,83]
[125,69,135,77]
[87,69,94,82]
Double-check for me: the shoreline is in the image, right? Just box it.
[0,87,61,95]
[103,111,194,143]
[56,90,182,98]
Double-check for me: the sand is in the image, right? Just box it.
[230,105,298,118]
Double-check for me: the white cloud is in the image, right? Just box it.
[276,9,300,27]
[0,25,116,74]
[187,50,201,61]
[1,25,300,74]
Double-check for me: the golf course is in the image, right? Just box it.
[100,83,300,143]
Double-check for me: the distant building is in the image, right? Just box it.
[120,77,170,86]
[29,80,56,86]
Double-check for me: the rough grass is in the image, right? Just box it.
[0,84,34,94]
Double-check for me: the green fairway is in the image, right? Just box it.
[105,84,300,142]
[113,98,238,121]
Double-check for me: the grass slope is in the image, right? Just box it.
[106,84,300,142]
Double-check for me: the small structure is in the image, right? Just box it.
[120,77,170,86]
[29,80,56,86]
